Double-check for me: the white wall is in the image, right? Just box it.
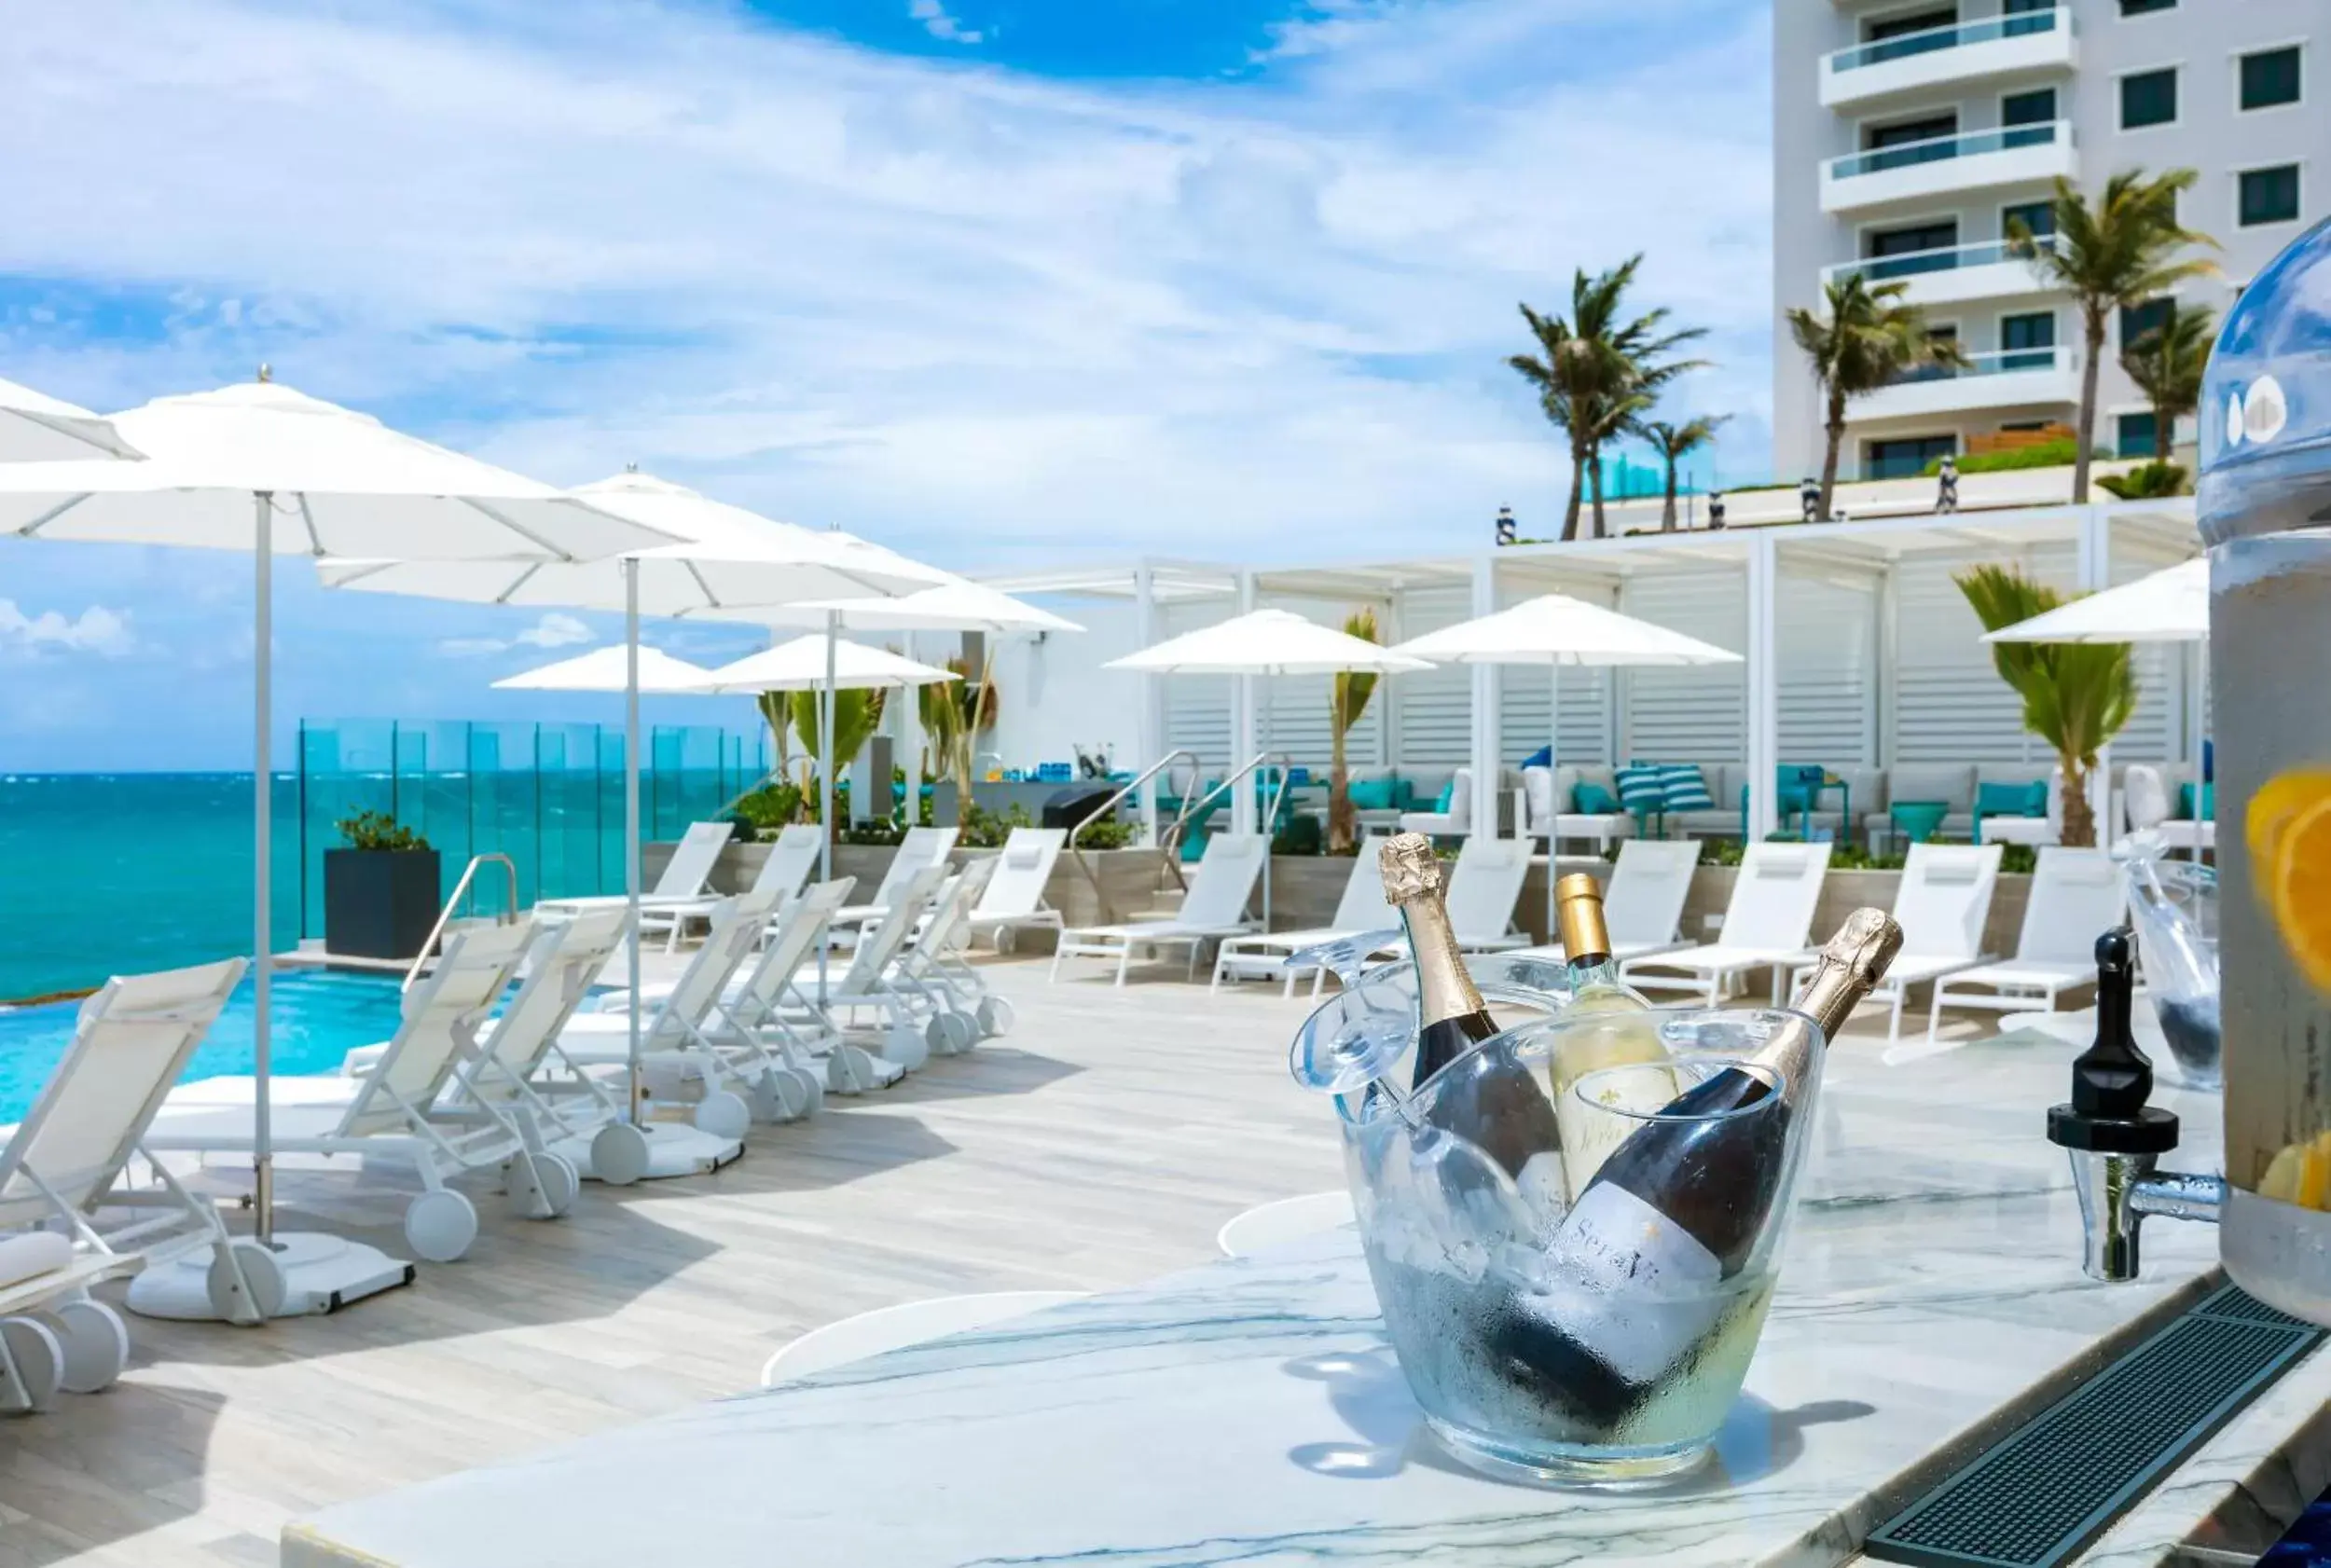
[949,598,1148,775]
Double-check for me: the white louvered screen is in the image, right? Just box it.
[1617,570,1747,763]
[1777,569,1878,764]
[2107,550,2180,763]
[1158,599,1233,772]
[1390,585,1477,766]
[1498,665,1613,765]
[1892,545,2070,763]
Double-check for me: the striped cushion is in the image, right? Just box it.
[1659,764,1715,812]
[1614,766,1667,813]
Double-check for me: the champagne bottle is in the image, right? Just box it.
[1488,907,1902,1429]
[1380,833,1560,1188]
[1546,873,1678,1198]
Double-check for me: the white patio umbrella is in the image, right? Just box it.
[0,375,140,460]
[491,644,717,694]
[0,376,677,1322]
[320,469,948,1170]
[695,634,961,693]
[1109,610,1429,926]
[1393,593,1742,939]
[1985,557,2211,853]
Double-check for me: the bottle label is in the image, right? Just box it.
[1542,1180,1729,1384]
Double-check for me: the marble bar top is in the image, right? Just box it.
[285,1036,2282,1568]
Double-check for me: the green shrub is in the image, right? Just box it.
[959,801,1033,849]
[335,810,430,853]
[1273,814,1324,856]
[1077,817,1135,850]
[2096,461,2190,499]
[1921,438,2085,475]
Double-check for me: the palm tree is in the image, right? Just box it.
[787,686,887,823]
[1786,275,1966,521]
[1509,255,1706,542]
[2119,298,2215,462]
[917,657,1000,809]
[1955,565,2137,849]
[1326,607,1381,854]
[1639,416,1731,530]
[2010,170,2218,501]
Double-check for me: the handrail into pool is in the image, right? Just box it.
[402,852,519,992]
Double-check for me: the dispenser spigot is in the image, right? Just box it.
[2048,928,2223,1281]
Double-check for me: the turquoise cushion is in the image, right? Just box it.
[1614,766,1666,813]
[1433,780,1455,812]
[1659,764,1715,812]
[1346,778,1395,811]
[1574,781,1619,815]
[2179,781,2214,819]
[1977,781,2046,818]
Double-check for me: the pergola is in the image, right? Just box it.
[985,500,2201,844]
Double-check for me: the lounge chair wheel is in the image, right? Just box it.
[405,1190,479,1264]
[590,1122,651,1188]
[49,1300,130,1395]
[975,996,1014,1037]
[823,1052,867,1095]
[507,1152,580,1219]
[750,1068,808,1123]
[995,927,1016,954]
[695,1090,752,1142]
[883,1024,931,1071]
[789,1066,826,1115]
[925,1013,974,1056]
[0,1317,63,1414]
[208,1238,287,1324]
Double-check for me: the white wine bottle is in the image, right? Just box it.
[1485,907,1903,1429]
[1545,873,1679,1198]
[1381,833,1561,1188]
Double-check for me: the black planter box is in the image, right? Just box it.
[324,848,443,960]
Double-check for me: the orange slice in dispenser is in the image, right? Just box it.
[2249,770,2331,995]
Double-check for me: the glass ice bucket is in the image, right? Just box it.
[1289,954,1824,1485]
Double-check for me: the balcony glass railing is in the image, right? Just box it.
[1828,7,2066,74]
[1824,236,2066,285]
[1828,121,2067,181]
[1894,347,2072,386]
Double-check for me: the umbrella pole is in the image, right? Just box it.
[818,612,836,1004]
[625,559,643,1125]
[1546,659,1558,946]
[253,491,275,1245]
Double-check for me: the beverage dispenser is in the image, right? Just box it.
[2200,217,2331,1325]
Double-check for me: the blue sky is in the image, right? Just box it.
[0,0,1773,770]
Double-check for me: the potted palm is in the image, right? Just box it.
[324,811,442,960]
[1955,565,2136,847]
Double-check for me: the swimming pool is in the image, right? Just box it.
[0,968,409,1123]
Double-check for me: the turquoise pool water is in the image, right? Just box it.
[0,968,407,1123]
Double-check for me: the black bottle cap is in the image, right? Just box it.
[2048,928,2179,1155]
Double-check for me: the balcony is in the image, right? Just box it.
[1821,9,2076,110]
[1853,347,2080,422]
[1821,121,2076,215]
[1822,237,2067,307]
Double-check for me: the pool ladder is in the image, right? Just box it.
[401,853,519,992]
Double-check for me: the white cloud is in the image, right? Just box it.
[907,1,982,45]
[435,611,595,658]
[0,0,1774,568]
[0,599,138,657]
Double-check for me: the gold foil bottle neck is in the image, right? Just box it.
[1379,832,1445,905]
[1553,873,1611,960]
[1796,907,1904,1039]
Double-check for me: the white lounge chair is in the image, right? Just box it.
[645,822,826,952]
[1511,838,1702,966]
[1211,832,1398,997]
[1050,833,1268,987]
[886,858,1004,1047]
[542,819,736,953]
[1621,842,1834,1005]
[791,864,955,1080]
[1445,835,1533,953]
[836,826,959,927]
[1925,846,2124,1039]
[554,888,785,1142]
[1786,843,2002,1042]
[677,880,863,1110]
[146,924,560,1266]
[963,829,1068,954]
[0,958,255,1408]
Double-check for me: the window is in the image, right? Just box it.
[1868,436,1958,480]
[1865,219,1961,277]
[2117,412,2161,460]
[2241,48,2302,111]
[1861,113,1961,173]
[2003,199,2057,251]
[2118,0,2173,14]
[2001,312,2057,369]
[2121,68,2178,129]
[1901,323,1961,384]
[2002,88,2057,127]
[2121,296,2173,350]
[1867,7,1955,41]
[2004,0,2056,34]
[2240,165,2301,227]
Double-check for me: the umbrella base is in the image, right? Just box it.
[125,1232,415,1322]
[550,1122,742,1187]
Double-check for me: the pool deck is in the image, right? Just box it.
[1,955,2306,1567]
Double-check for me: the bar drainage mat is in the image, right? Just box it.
[1863,1281,2323,1568]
